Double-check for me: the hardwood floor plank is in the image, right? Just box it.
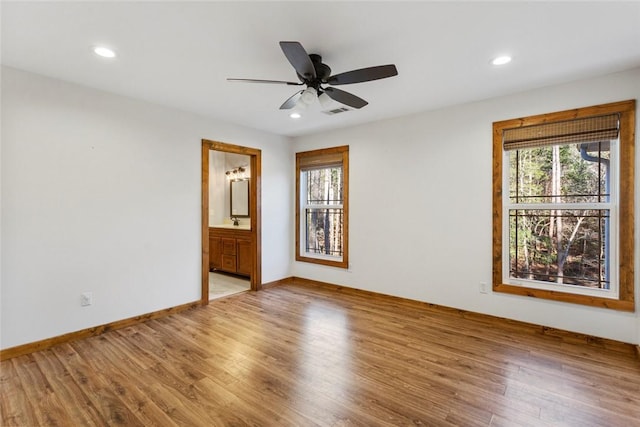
[139,380,224,426]
[88,335,180,427]
[11,353,77,426]
[2,282,639,426]
[52,341,146,426]
[0,358,40,426]
[31,349,108,426]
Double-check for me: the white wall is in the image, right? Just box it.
[1,67,293,349]
[292,67,640,344]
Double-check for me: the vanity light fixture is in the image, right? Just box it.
[93,46,116,58]
[226,166,249,181]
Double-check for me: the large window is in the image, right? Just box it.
[296,146,349,268]
[493,100,635,311]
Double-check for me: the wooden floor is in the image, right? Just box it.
[2,281,639,426]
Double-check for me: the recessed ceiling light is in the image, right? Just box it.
[491,55,512,66]
[93,46,116,58]
[289,112,302,119]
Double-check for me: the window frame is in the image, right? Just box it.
[492,100,635,311]
[296,145,349,269]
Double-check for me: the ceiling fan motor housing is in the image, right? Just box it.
[297,54,332,88]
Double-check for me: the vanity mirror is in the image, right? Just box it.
[230,179,250,217]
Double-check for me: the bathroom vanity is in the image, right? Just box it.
[209,226,252,277]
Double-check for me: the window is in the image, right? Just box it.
[296,146,349,268]
[493,100,635,311]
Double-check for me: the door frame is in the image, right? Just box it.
[201,139,262,303]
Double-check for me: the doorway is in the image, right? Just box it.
[201,139,261,304]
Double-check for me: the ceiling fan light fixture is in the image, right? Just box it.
[294,97,309,110]
[318,92,332,108]
[300,87,317,105]
[289,111,302,119]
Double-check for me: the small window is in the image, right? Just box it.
[296,146,349,268]
[493,101,635,311]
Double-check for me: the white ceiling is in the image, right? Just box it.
[2,1,640,137]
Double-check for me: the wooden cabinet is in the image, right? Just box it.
[209,228,252,278]
[236,238,252,276]
[209,236,222,271]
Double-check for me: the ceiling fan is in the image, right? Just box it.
[227,41,398,111]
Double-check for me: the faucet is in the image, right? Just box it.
[231,216,239,226]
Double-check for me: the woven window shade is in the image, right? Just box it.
[298,152,343,171]
[503,114,619,151]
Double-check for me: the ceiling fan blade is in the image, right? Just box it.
[227,78,303,86]
[324,87,368,109]
[280,90,303,110]
[327,64,398,85]
[279,41,316,80]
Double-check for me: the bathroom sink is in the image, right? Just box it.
[211,223,251,230]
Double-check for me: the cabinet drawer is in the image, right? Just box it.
[222,238,236,255]
[222,254,237,271]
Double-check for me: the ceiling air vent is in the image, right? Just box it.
[322,107,351,115]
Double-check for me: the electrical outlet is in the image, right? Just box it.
[479,282,488,294]
[81,292,93,306]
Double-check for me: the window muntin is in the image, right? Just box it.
[492,100,635,311]
[296,146,349,268]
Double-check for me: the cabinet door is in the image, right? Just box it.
[209,236,222,271]
[222,238,237,255]
[236,238,252,276]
